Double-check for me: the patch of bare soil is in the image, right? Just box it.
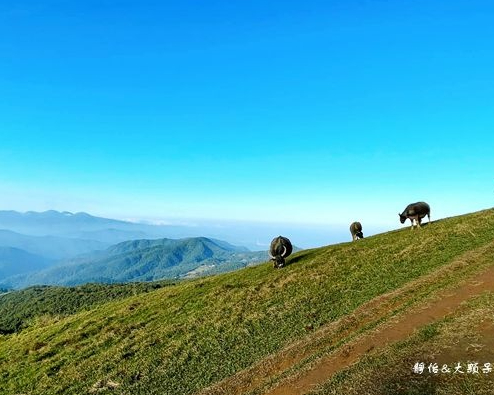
[197,241,494,395]
[433,320,494,365]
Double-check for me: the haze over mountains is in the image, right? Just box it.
[0,247,52,279]
[0,210,180,242]
[0,210,269,289]
[0,229,108,260]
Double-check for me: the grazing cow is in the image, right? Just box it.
[350,222,364,241]
[399,202,431,229]
[269,236,293,268]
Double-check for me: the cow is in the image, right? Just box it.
[399,202,431,229]
[350,221,364,241]
[269,236,293,268]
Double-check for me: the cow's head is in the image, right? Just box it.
[399,213,407,224]
[269,245,288,268]
[356,231,364,239]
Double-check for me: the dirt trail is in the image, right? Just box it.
[267,258,494,395]
[198,241,494,395]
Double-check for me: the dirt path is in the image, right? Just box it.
[267,263,494,395]
[198,241,494,395]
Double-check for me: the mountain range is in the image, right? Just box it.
[0,237,267,289]
[0,210,269,289]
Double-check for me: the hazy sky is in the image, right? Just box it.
[1,1,493,231]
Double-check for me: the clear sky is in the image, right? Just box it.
[1,1,493,239]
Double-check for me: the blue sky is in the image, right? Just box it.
[1,1,493,244]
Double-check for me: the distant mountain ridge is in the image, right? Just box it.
[0,210,233,246]
[0,237,268,289]
[0,210,139,237]
[0,229,108,260]
[0,209,318,251]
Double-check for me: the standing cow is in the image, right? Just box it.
[350,222,364,241]
[269,236,293,268]
[399,202,431,229]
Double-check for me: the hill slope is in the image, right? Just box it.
[0,282,175,334]
[1,209,494,395]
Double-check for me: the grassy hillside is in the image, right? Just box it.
[0,281,175,334]
[1,209,494,394]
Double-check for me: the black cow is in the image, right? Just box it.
[350,221,364,241]
[399,202,431,229]
[269,236,293,268]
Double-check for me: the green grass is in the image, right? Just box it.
[1,208,494,394]
[0,281,176,334]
